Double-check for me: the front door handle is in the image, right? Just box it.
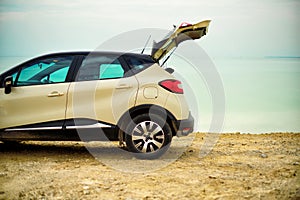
[116,84,132,89]
[48,91,64,97]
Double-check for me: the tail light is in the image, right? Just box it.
[159,79,184,94]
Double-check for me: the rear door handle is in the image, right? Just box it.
[48,91,64,97]
[116,84,132,89]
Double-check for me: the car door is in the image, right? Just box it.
[151,20,211,62]
[0,55,75,129]
[65,53,139,127]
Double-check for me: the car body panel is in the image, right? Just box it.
[0,83,70,129]
[164,92,189,120]
[66,75,139,125]
[134,63,189,120]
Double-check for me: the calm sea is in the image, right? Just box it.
[0,56,299,133]
[214,58,300,133]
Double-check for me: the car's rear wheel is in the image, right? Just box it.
[124,114,172,159]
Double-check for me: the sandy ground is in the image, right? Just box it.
[0,132,299,200]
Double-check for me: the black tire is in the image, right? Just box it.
[2,140,20,145]
[124,113,172,159]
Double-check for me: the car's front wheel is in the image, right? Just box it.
[124,114,172,159]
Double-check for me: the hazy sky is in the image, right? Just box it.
[0,0,299,58]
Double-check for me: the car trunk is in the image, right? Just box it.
[151,20,211,62]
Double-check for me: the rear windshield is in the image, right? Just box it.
[124,55,156,74]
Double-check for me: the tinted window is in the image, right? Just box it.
[41,66,69,83]
[99,64,124,79]
[124,55,155,73]
[15,56,73,86]
[11,71,18,85]
[76,55,125,81]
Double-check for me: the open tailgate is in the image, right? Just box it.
[151,20,211,62]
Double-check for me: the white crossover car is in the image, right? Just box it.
[0,20,210,158]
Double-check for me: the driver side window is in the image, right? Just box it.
[15,56,74,86]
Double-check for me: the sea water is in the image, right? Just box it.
[0,56,299,133]
[214,58,300,133]
[168,57,300,133]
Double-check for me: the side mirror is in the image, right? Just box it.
[4,76,13,94]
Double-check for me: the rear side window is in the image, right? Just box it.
[124,55,156,74]
[99,64,124,79]
[76,56,125,81]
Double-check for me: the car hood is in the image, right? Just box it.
[151,20,211,62]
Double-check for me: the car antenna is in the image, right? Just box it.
[161,47,177,67]
[141,35,151,54]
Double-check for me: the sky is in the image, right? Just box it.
[0,0,299,58]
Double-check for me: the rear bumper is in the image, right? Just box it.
[175,112,194,137]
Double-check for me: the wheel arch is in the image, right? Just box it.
[117,104,178,137]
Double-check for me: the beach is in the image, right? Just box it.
[0,132,299,199]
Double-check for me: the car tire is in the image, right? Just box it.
[1,140,20,145]
[124,113,172,159]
